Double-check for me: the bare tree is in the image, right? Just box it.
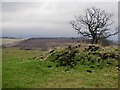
[70,7,118,44]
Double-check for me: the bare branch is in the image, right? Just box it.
[70,6,116,44]
[100,31,118,39]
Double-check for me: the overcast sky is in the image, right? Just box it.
[2,1,118,41]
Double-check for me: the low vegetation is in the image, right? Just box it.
[44,44,118,70]
[2,44,119,88]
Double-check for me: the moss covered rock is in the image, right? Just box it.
[43,44,118,69]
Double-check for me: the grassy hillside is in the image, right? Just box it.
[2,44,118,88]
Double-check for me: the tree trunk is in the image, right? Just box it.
[92,38,98,44]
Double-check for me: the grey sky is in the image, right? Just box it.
[2,1,118,41]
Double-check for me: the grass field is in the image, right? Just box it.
[2,47,118,88]
[0,48,2,89]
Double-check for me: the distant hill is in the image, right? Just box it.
[2,37,118,50]
[14,37,81,50]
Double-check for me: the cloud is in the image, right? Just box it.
[0,3,2,38]
[2,2,118,39]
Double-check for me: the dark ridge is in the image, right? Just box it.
[1,37,22,39]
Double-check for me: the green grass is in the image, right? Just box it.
[0,48,2,89]
[2,48,118,88]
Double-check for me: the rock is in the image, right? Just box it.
[65,69,70,72]
[47,65,52,68]
[40,56,43,59]
[86,70,92,73]
[101,53,108,59]
[116,65,120,68]
[90,66,95,68]
[86,45,100,51]
[67,45,72,50]
[50,50,54,53]
[107,62,112,65]
[32,57,37,59]
[74,46,78,49]
[78,44,81,47]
